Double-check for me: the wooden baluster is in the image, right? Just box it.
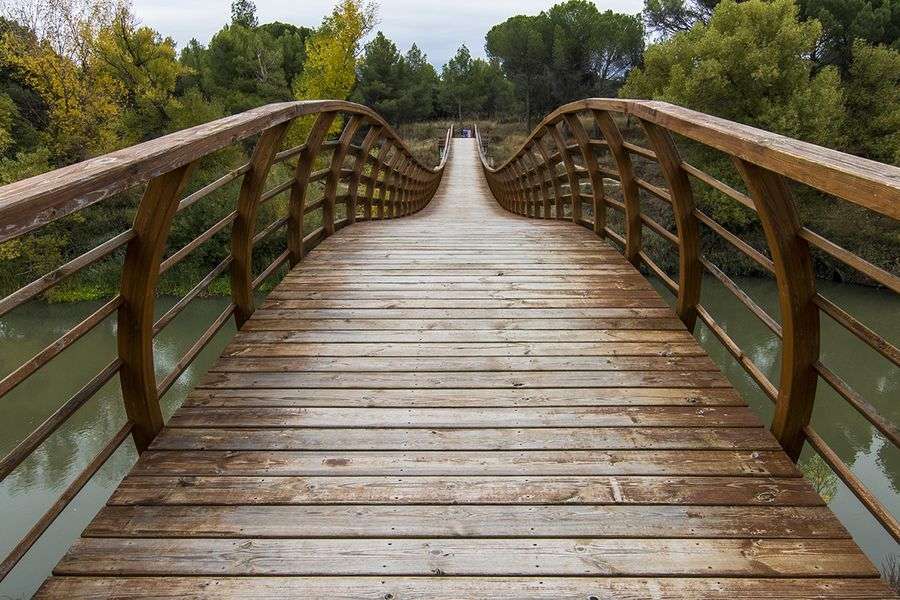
[531,136,555,218]
[400,158,415,215]
[369,139,392,220]
[323,116,362,236]
[565,113,606,236]
[501,171,513,211]
[384,149,401,218]
[535,133,565,219]
[231,122,290,328]
[348,125,382,224]
[531,144,552,218]
[640,120,701,332]
[734,159,820,461]
[549,122,581,224]
[593,109,641,266]
[388,154,406,218]
[118,162,195,451]
[289,112,336,265]
[520,152,540,218]
[509,160,526,214]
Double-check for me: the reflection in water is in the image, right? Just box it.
[0,280,897,597]
[0,297,235,599]
[654,275,899,576]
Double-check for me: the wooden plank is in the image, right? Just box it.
[84,505,847,538]
[183,387,745,407]
[165,406,760,428]
[209,355,720,373]
[54,538,876,576]
[131,449,800,477]
[241,318,686,331]
[231,329,698,343]
[109,474,822,506]
[151,426,775,450]
[198,370,733,389]
[36,576,896,599]
[222,341,707,357]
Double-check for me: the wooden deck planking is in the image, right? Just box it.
[37,138,892,598]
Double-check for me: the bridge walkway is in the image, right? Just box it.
[37,138,891,598]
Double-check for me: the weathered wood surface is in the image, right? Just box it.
[38,139,890,598]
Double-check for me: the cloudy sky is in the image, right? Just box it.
[131,0,645,68]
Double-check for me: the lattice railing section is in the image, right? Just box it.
[476,98,899,544]
[0,100,451,579]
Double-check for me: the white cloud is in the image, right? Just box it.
[133,0,645,67]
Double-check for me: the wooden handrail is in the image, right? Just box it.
[476,98,899,543]
[0,100,450,581]
[483,99,900,219]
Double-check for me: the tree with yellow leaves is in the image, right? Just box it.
[294,0,377,101]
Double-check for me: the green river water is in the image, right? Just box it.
[0,278,897,598]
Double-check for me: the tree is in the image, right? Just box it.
[93,6,188,141]
[440,45,477,121]
[0,0,124,161]
[487,3,642,123]
[798,0,900,74]
[622,0,844,147]
[293,0,377,102]
[231,0,258,28]
[399,44,439,122]
[486,15,548,128]
[355,31,405,123]
[589,10,645,96]
[622,0,845,227]
[642,0,723,37]
[844,41,900,164]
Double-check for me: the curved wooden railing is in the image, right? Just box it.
[0,100,451,580]
[476,98,899,543]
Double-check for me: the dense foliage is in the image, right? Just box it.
[0,0,897,299]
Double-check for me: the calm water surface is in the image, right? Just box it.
[0,279,897,598]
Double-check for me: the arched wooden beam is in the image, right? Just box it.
[565,113,606,237]
[288,112,336,265]
[348,125,383,224]
[735,158,820,461]
[593,109,641,267]
[323,116,363,236]
[232,123,290,327]
[640,120,701,332]
[118,162,195,451]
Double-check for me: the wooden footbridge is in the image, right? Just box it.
[1,100,898,598]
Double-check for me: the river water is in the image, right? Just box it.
[0,279,897,598]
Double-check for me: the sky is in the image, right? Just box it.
[131,0,645,68]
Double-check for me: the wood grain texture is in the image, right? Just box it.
[39,138,888,598]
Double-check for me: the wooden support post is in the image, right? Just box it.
[535,134,564,219]
[640,120,701,332]
[509,161,526,214]
[565,113,606,236]
[369,139,392,220]
[383,150,402,218]
[531,145,552,218]
[231,122,290,328]
[549,122,581,224]
[734,158,820,461]
[323,116,362,236]
[348,125,382,224]
[118,162,195,451]
[289,112,336,266]
[593,110,641,266]
[521,152,540,218]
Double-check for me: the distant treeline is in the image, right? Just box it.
[0,0,897,299]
